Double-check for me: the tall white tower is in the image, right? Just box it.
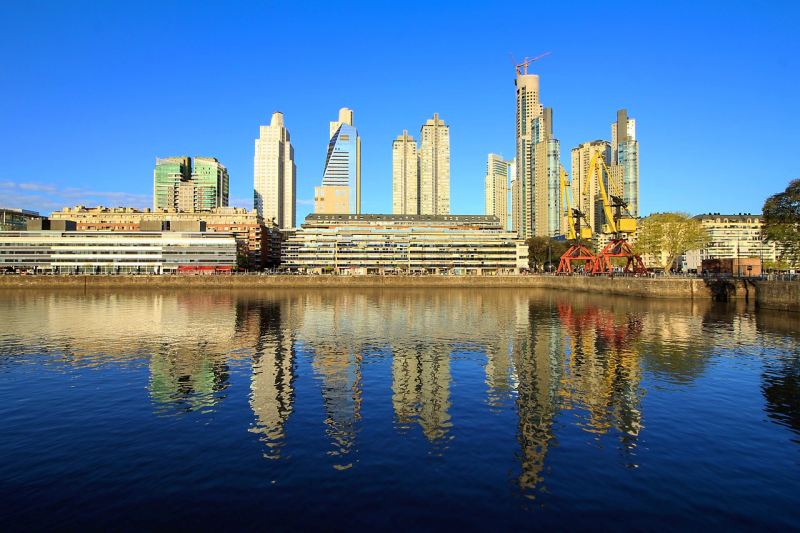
[419,113,450,215]
[254,112,296,229]
[392,130,419,214]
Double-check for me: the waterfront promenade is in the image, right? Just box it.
[1,274,797,312]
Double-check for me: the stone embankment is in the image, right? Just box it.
[1,274,797,311]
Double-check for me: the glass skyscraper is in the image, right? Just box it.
[315,108,361,214]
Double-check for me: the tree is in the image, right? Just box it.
[527,237,569,272]
[762,178,800,265]
[635,213,709,274]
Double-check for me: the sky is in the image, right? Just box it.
[1,1,798,220]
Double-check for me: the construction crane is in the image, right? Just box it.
[588,152,646,275]
[514,51,552,76]
[556,168,596,274]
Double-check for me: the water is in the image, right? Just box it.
[0,288,798,529]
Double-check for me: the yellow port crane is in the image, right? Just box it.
[586,151,645,274]
[556,168,596,274]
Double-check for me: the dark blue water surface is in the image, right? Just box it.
[1,288,798,530]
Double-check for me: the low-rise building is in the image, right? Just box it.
[684,213,777,271]
[0,229,236,274]
[49,205,279,269]
[282,214,528,275]
[0,208,42,231]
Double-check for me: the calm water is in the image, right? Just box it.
[1,288,799,529]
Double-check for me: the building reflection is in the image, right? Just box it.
[298,292,365,469]
[235,298,296,459]
[4,287,799,495]
[392,345,452,442]
[149,341,230,413]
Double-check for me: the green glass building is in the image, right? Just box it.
[153,156,229,211]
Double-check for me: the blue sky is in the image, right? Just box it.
[1,1,798,219]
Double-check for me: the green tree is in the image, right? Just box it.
[527,237,569,272]
[762,178,800,265]
[635,213,709,274]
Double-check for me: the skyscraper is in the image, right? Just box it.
[611,109,639,218]
[192,157,229,211]
[315,107,361,214]
[154,156,190,211]
[508,158,516,232]
[254,112,296,229]
[392,130,419,215]
[419,113,450,215]
[153,156,229,212]
[514,70,544,238]
[530,108,562,237]
[485,154,511,229]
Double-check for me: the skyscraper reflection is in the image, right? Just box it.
[236,299,296,459]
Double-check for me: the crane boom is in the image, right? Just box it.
[589,151,617,234]
[560,167,576,240]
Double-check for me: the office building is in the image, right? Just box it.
[392,130,419,215]
[282,214,528,275]
[611,109,639,218]
[530,108,563,237]
[419,113,450,215]
[254,111,296,229]
[50,205,280,268]
[485,154,511,230]
[0,229,237,274]
[315,107,361,214]
[0,208,41,231]
[153,156,229,212]
[684,213,778,271]
[514,69,543,238]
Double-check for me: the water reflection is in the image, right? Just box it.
[1,288,798,498]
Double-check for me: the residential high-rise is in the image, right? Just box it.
[514,70,543,238]
[530,108,562,237]
[154,156,190,211]
[610,109,639,218]
[254,111,296,229]
[154,156,229,212]
[507,158,516,232]
[315,107,361,214]
[571,140,612,234]
[419,113,450,215]
[485,154,510,229]
[392,130,419,215]
[192,157,229,211]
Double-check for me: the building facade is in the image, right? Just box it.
[684,214,778,271]
[514,71,543,238]
[530,108,562,237]
[0,208,41,231]
[254,111,296,229]
[153,156,229,212]
[392,130,419,215]
[419,113,450,215]
[0,230,237,274]
[315,107,361,214]
[610,109,639,218]
[485,154,510,230]
[282,214,527,275]
[50,205,280,269]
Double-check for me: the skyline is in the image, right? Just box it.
[1,1,798,220]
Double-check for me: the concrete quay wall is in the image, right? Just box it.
[754,280,800,313]
[0,275,796,311]
[0,274,728,297]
